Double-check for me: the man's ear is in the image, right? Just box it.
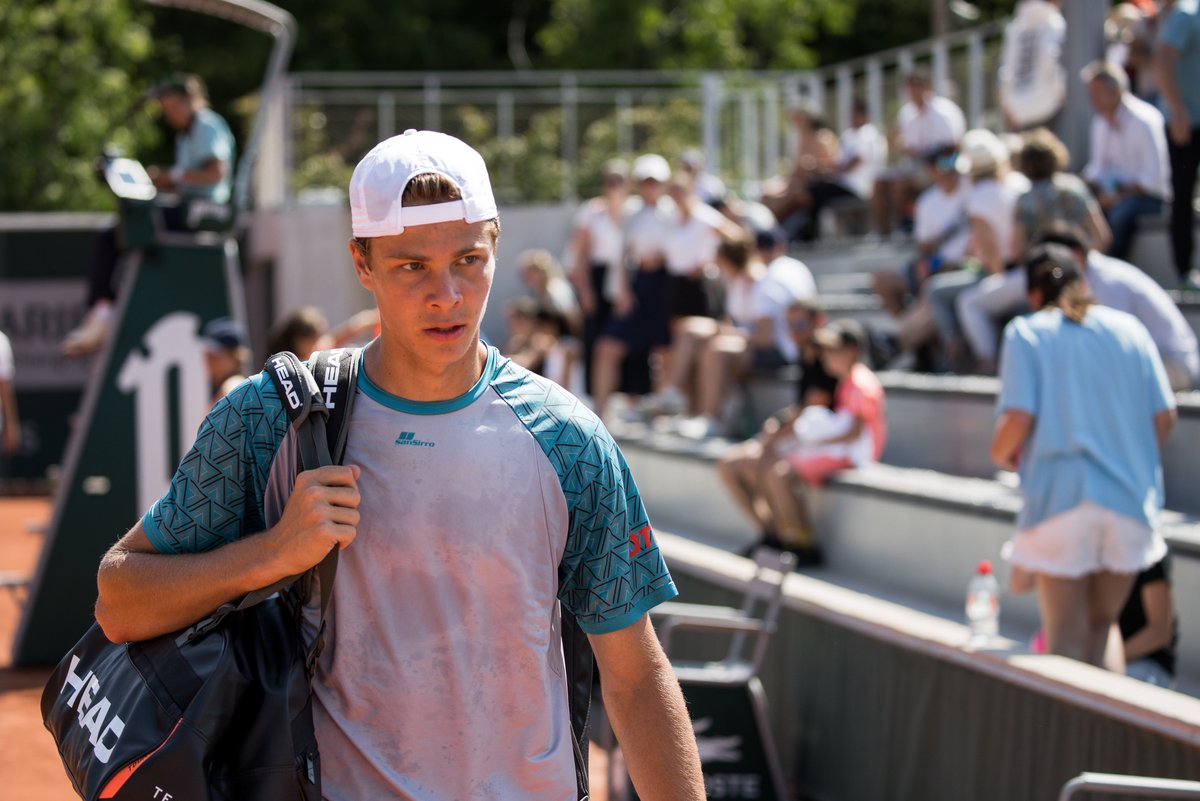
[348,239,373,292]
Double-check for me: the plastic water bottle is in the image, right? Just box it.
[965,560,1000,646]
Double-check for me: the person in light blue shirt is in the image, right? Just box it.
[62,74,237,356]
[990,243,1176,672]
[1154,0,1200,284]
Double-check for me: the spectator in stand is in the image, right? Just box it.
[756,227,818,351]
[998,0,1066,131]
[518,248,581,338]
[1119,555,1179,688]
[873,147,969,369]
[758,320,886,565]
[717,299,838,554]
[874,146,970,318]
[1108,2,1161,100]
[646,239,791,439]
[1040,226,1199,390]
[661,174,746,327]
[1081,60,1171,262]
[1154,0,1200,287]
[872,69,966,237]
[0,328,19,457]
[679,147,727,208]
[760,107,840,240]
[201,317,249,406]
[503,297,544,373]
[761,101,885,242]
[936,129,1031,374]
[946,131,1114,372]
[590,154,674,420]
[267,306,329,361]
[568,159,632,393]
[1011,128,1112,257]
[535,305,586,399]
[990,244,1176,672]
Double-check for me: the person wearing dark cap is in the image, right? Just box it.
[201,317,250,404]
[757,319,887,564]
[990,244,1176,671]
[62,74,236,356]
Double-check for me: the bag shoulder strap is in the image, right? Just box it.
[307,347,362,465]
[229,352,340,615]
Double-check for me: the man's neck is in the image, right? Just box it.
[364,337,487,403]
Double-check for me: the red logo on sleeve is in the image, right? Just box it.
[628,526,653,556]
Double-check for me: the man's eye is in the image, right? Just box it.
[400,262,424,271]
[459,255,480,266]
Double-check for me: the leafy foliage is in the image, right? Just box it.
[0,0,157,211]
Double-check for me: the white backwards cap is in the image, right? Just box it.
[349,129,498,238]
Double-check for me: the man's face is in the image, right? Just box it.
[639,178,662,203]
[788,308,819,346]
[158,93,194,131]
[350,218,495,373]
[1088,79,1121,117]
[906,79,929,106]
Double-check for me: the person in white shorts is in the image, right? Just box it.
[990,243,1176,672]
[94,130,705,800]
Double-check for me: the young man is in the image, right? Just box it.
[94,130,704,801]
[63,74,236,356]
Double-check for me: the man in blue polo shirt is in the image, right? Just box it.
[62,74,236,355]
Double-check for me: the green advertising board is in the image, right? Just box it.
[13,214,244,665]
[0,215,106,489]
[613,676,788,801]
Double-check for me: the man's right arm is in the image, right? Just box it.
[96,465,360,643]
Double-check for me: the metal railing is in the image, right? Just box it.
[277,20,1005,206]
[1059,772,1200,800]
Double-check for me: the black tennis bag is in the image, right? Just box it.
[41,350,355,800]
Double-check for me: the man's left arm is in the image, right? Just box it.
[589,614,705,801]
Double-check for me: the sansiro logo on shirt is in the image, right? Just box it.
[395,431,436,448]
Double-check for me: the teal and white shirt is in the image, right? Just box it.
[143,345,677,801]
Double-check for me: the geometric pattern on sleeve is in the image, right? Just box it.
[147,371,289,554]
[491,357,675,632]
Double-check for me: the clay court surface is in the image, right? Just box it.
[1,495,76,800]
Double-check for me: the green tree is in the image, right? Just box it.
[536,0,856,70]
[0,0,158,211]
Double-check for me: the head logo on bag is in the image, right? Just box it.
[58,655,126,764]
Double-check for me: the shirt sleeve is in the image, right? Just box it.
[558,430,678,634]
[192,114,233,167]
[1159,9,1194,52]
[142,372,290,554]
[998,319,1039,414]
[1140,322,1177,415]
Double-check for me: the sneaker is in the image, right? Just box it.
[61,305,113,356]
[640,386,687,417]
[676,415,723,440]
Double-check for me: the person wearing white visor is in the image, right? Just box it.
[95,128,704,801]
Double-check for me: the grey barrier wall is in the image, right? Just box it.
[618,436,1200,688]
[661,536,1200,801]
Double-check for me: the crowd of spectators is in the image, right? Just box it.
[87,0,1193,684]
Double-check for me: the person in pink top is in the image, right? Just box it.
[760,319,887,565]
